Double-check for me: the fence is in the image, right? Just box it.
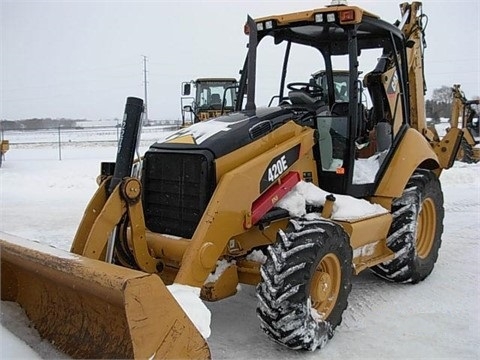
[2,125,180,160]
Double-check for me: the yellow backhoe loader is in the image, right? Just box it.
[1,1,461,358]
[449,84,479,163]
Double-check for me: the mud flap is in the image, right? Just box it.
[0,232,210,359]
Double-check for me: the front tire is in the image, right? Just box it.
[371,169,444,283]
[256,218,352,351]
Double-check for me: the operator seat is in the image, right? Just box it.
[288,91,325,111]
[288,79,325,109]
[331,102,349,116]
[210,94,222,109]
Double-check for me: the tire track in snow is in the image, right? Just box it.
[444,202,479,213]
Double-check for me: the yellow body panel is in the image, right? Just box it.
[338,214,394,274]
[175,123,316,287]
[215,121,306,181]
[375,128,438,198]
[201,264,239,301]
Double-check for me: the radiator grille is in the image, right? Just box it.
[142,149,215,238]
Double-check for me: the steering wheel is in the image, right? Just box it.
[287,82,323,97]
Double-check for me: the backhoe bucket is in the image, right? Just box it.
[0,232,210,359]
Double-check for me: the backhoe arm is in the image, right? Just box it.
[399,2,434,140]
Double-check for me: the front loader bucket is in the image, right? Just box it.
[0,232,210,359]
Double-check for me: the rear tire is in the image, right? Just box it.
[371,169,444,283]
[256,218,352,351]
[456,137,476,163]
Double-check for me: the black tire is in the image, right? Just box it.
[371,169,444,283]
[256,217,352,351]
[457,137,476,164]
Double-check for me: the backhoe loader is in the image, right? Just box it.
[449,84,479,163]
[1,1,461,358]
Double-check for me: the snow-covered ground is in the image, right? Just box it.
[1,132,479,359]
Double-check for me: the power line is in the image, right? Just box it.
[142,55,149,125]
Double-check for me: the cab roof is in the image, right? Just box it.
[251,4,403,54]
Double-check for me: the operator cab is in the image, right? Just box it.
[195,80,236,111]
[236,4,410,197]
[181,78,238,125]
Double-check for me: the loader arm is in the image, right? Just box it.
[71,176,159,273]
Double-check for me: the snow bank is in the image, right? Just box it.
[276,181,388,221]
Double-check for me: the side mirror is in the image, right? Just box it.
[183,105,193,113]
[182,83,191,96]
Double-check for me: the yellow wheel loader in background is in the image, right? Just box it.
[1,2,461,358]
[0,139,8,167]
[181,77,238,126]
[449,84,479,163]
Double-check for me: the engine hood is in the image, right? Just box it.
[150,106,297,158]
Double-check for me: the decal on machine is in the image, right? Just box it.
[260,144,300,192]
[386,70,399,98]
[164,118,250,145]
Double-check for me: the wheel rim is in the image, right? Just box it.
[310,253,341,319]
[416,197,436,259]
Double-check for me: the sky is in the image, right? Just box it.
[1,0,479,121]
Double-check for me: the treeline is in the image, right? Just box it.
[0,118,81,131]
[425,100,451,123]
[426,85,480,123]
[1,86,478,130]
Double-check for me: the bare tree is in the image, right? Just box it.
[431,85,453,104]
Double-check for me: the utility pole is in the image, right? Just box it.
[142,55,149,125]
